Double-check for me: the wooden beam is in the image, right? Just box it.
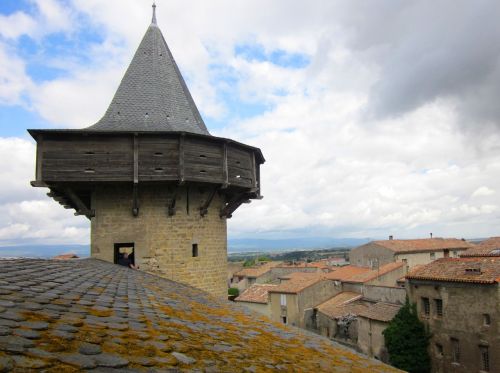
[251,151,257,191]
[222,142,228,188]
[178,134,185,184]
[132,183,139,216]
[63,187,94,219]
[31,180,48,188]
[132,134,139,216]
[35,134,43,181]
[199,186,219,217]
[133,134,139,184]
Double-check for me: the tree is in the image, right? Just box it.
[383,298,431,373]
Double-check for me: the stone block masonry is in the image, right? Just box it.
[90,184,228,298]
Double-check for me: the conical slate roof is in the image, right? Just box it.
[86,9,209,135]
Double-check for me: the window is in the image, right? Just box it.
[480,346,489,371]
[451,338,460,363]
[430,252,436,260]
[435,343,443,357]
[282,316,287,324]
[422,297,430,316]
[434,299,443,317]
[453,250,458,257]
[280,294,287,306]
[483,314,491,326]
[192,243,198,257]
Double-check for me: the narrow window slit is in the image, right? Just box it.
[84,168,95,173]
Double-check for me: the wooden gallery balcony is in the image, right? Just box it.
[28,130,264,219]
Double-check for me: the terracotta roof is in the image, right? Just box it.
[316,292,364,319]
[406,257,500,284]
[269,273,326,294]
[461,237,500,257]
[0,258,399,372]
[318,302,368,320]
[370,238,473,253]
[234,261,280,278]
[357,303,402,322]
[235,284,276,304]
[345,262,404,284]
[324,265,371,281]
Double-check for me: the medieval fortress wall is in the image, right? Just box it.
[91,185,228,298]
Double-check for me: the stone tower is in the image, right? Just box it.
[28,5,264,298]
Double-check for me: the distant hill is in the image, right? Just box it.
[228,237,370,253]
[0,244,89,259]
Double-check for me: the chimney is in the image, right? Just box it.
[430,233,433,239]
[389,235,393,240]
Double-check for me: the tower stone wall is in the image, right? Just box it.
[90,185,228,298]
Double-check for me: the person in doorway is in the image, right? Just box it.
[118,252,137,269]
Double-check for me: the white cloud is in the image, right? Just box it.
[1,1,500,246]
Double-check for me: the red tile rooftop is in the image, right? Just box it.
[234,261,281,278]
[269,272,326,294]
[235,284,277,304]
[316,292,364,319]
[345,262,404,284]
[461,237,500,257]
[406,257,500,284]
[369,238,474,253]
[357,302,402,322]
[324,265,371,281]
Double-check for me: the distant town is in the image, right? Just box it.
[230,235,499,373]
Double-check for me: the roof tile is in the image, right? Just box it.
[371,238,473,253]
[406,257,500,284]
[235,284,276,304]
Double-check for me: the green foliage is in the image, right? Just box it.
[383,298,431,373]
[257,256,271,262]
[228,287,239,297]
[243,259,256,267]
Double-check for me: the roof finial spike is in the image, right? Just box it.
[152,1,157,25]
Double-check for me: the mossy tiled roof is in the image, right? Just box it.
[0,259,400,372]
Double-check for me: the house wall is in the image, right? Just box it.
[357,317,390,362]
[395,250,463,270]
[349,244,394,267]
[407,280,499,373]
[296,281,340,328]
[365,265,406,287]
[362,285,406,305]
[316,311,338,339]
[269,292,299,326]
[91,184,228,298]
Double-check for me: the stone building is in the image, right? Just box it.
[231,261,281,291]
[28,5,264,298]
[268,272,336,328]
[350,237,473,270]
[406,257,500,373]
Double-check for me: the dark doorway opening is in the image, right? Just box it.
[114,243,135,266]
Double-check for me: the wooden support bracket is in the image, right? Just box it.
[220,193,251,218]
[63,187,95,219]
[199,186,219,217]
[167,187,178,216]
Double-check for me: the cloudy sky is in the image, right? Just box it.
[1,0,499,249]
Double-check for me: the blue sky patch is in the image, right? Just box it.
[235,43,310,69]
